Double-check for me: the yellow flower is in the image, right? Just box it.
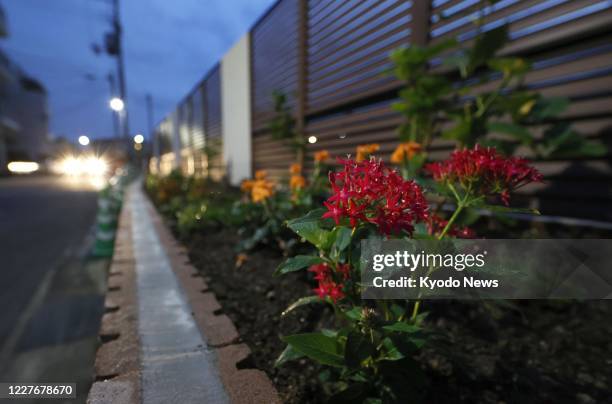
[240,179,254,192]
[255,170,267,180]
[314,150,330,162]
[235,253,248,269]
[356,143,380,162]
[289,163,302,175]
[519,99,536,115]
[390,142,422,164]
[251,179,274,202]
[290,174,306,190]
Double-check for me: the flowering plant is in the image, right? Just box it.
[425,145,543,238]
[390,23,605,163]
[275,150,542,401]
[233,162,323,252]
[268,90,306,163]
[309,149,332,192]
[390,141,424,179]
[275,158,432,401]
[322,158,427,235]
[355,143,380,162]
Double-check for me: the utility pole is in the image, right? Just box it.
[107,73,119,138]
[146,93,154,140]
[146,93,159,173]
[110,0,129,139]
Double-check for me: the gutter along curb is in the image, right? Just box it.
[87,184,280,404]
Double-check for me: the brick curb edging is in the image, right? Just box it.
[88,203,141,404]
[144,195,281,404]
[87,187,280,404]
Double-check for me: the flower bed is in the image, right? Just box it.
[143,20,610,403]
[161,215,612,403]
[145,165,611,403]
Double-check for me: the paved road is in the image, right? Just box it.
[0,175,98,347]
[0,175,106,403]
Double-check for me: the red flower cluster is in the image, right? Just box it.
[322,158,428,235]
[425,145,542,205]
[427,214,475,238]
[308,263,347,302]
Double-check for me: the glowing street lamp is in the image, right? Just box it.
[109,97,124,112]
[133,134,144,144]
[78,135,90,146]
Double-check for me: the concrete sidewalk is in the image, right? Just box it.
[88,183,279,404]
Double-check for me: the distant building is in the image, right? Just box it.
[0,49,49,172]
[0,4,49,173]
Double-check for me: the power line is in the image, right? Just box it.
[1,46,108,75]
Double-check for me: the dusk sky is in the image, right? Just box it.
[1,0,275,142]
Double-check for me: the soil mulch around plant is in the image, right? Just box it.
[182,228,612,404]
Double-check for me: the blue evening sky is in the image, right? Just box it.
[0,0,275,142]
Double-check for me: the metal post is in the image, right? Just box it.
[112,0,129,139]
[146,93,159,173]
[146,93,154,141]
[410,0,431,46]
[107,73,119,138]
[296,0,308,166]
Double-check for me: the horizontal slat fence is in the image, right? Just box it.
[202,65,225,179]
[250,0,301,178]
[155,0,612,222]
[296,0,612,221]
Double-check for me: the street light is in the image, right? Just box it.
[78,135,90,146]
[133,134,144,144]
[109,97,124,112]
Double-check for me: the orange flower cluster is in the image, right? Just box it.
[290,163,301,175]
[241,170,275,203]
[289,164,306,190]
[390,141,422,164]
[314,150,330,162]
[355,143,380,162]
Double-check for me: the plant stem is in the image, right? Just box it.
[438,202,464,240]
[410,300,421,321]
[411,199,466,321]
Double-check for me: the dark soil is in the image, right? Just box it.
[184,228,330,403]
[181,227,612,403]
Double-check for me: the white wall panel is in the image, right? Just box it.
[221,34,252,185]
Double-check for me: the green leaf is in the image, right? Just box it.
[382,322,421,334]
[542,123,575,152]
[275,255,325,275]
[488,57,530,78]
[570,141,608,158]
[469,25,509,72]
[480,204,540,215]
[321,328,339,338]
[486,122,533,144]
[282,333,344,367]
[442,118,472,145]
[443,52,469,77]
[478,138,517,156]
[282,295,324,317]
[332,226,352,252]
[380,337,404,361]
[531,97,569,120]
[343,307,363,321]
[274,344,304,367]
[286,209,331,249]
[345,331,375,368]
